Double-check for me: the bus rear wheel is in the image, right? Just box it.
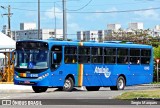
[32,86,48,93]
[110,76,125,90]
[63,77,74,91]
[86,86,100,91]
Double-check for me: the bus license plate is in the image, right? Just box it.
[24,81,30,84]
[29,74,38,77]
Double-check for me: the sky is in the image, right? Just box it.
[0,0,160,39]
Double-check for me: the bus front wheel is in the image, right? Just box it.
[63,77,74,91]
[110,76,125,90]
[32,86,48,93]
[86,86,100,91]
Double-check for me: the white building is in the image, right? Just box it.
[20,23,36,30]
[8,23,63,41]
[12,29,63,41]
[107,24,121,31]
[98,30,115,41]
[77,30,99,42]
[129,22,143,30]
[155,25,160,30]
[77,31,83,41]
[150,29,160,37]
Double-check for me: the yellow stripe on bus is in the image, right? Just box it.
[78,64,83,86]
[79,42,83,46]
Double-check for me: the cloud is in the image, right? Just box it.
[45,7,71,20]
[45,7,63,20]
[68,23,81,30]
[95,7,118,18]
[68,23,82,39]
[134,8,160,20]
[105,7,118,17]
[85,7,118,21]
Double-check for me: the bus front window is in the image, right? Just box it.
[15,50,49,69]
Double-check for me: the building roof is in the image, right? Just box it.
[0,32,16,50]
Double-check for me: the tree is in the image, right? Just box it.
[154,45,160,59]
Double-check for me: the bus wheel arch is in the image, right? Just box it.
[63,74,75,91]
[110,75,126,90]
[119,74,126,86]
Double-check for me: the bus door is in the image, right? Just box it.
[50,46,63,85]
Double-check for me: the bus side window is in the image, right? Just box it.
[64,46,77,64]
[141,49,151,65]
[91,47,103,64]
[130,49,141,65]
[104,48,116,64]
[117,48,128,64]
[78,47,90,64]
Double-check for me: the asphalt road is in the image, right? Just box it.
[0,85,160,108]
[0,85,160,99]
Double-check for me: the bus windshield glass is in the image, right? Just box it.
[15,49,49,69]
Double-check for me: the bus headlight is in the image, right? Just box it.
[38,73,49,80]
[15,74,19,78]
[38,77,43,80]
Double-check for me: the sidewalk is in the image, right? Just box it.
[0,84,32,90]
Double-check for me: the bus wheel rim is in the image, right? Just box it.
[64,80,71,89]
[118,79,124,89]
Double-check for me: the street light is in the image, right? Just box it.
[38,0,40,40]
[62,0,67,40]
[54,2,57,38]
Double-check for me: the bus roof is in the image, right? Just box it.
[17,40,152,49]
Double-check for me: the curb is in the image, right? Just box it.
[0,82,14,84]
[140,84,160,87]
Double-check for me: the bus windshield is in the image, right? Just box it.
[15,49,49,69]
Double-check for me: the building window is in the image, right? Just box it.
[49,32,55,35]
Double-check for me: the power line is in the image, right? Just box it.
[67,7,160,13]
[13,7,160,14]
[0,0,80,4]
[67,0,93,11]
[1,5,160,14]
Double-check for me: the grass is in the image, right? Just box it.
[151,82,160,84]
[116,90,160,99]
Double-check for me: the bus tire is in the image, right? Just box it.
[110,76,125,90]
[86,86,100,91]
[32,86,48,93]
[63,77,74,91]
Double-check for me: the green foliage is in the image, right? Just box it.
[154,45,160,59]
[116,90,160,99]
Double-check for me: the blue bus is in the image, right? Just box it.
[14,40,153,93]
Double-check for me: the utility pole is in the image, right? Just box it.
[54,2,57,38]
[62,0,67,40]
[38,0,40,40]
[2,5,13,37]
